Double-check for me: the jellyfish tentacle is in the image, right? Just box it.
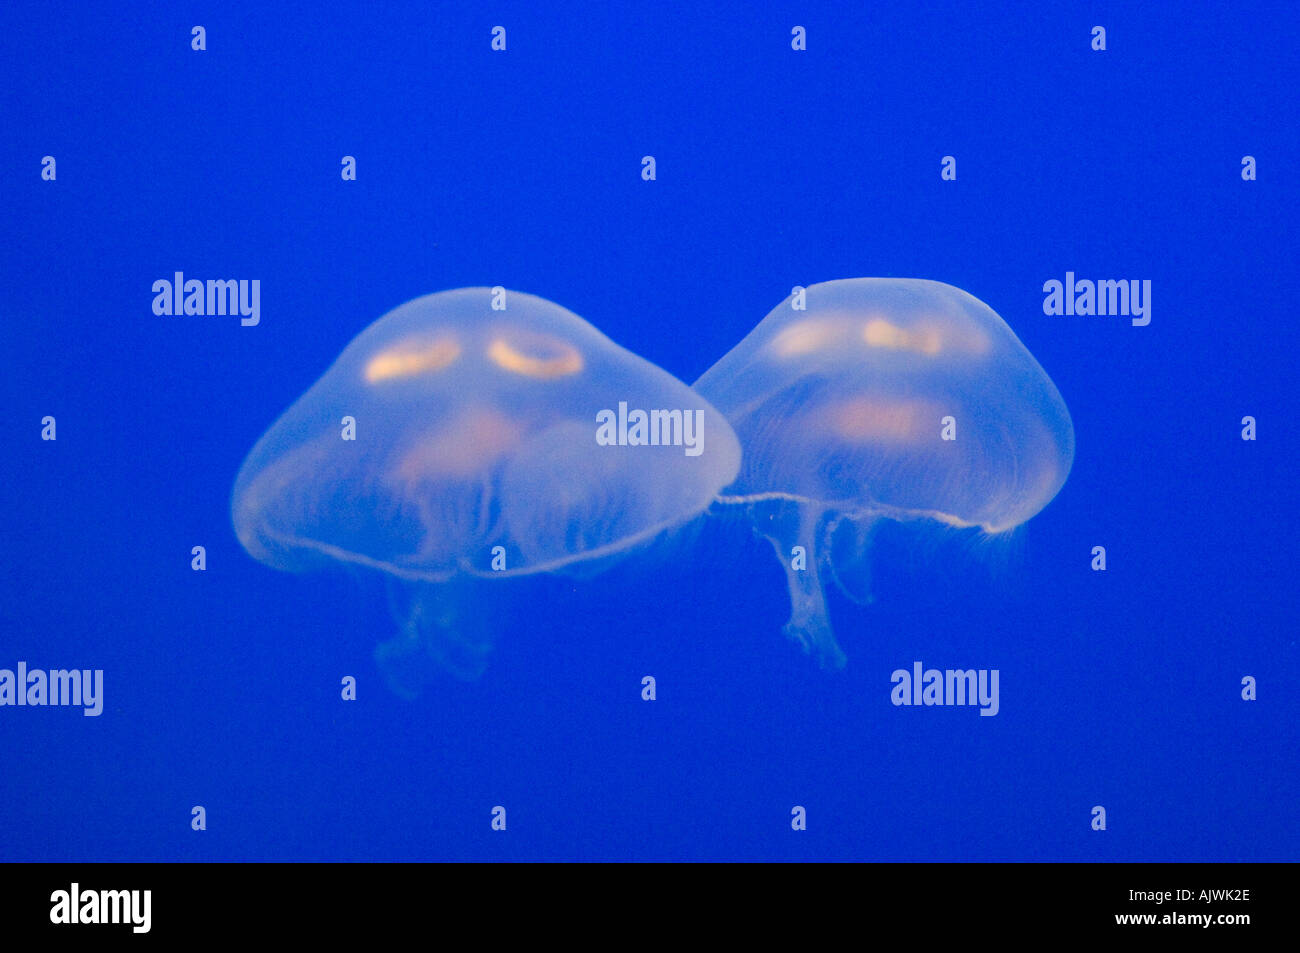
[376,580,495,695]
[756,501,846,670]
[374,613,428,700]
[825,512,879,606]
[413,582,494,680]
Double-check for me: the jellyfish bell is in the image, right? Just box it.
[693,277,1075,669]
[232,287,741,692]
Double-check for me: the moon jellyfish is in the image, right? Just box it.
[693,278,1074,669]
[232,288,740,692]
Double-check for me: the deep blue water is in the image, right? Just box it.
[2,1,1297,861]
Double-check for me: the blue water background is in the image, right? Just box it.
[2,1,1296,860]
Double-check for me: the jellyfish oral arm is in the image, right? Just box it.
[775,544,844,670]
[757,501,847,671]
[377,581,497,695]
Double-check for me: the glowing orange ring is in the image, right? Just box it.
[487,333,583,378]
[364,335,461,383]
